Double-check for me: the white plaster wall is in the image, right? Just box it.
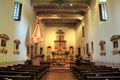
[0,0,36,64]
[76,0,120,65]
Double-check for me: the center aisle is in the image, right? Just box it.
[41,71,76,80]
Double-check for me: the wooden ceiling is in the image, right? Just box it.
[30,0,91,27]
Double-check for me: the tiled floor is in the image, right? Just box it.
[42,71,76,80]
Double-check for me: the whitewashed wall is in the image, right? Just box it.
[0,0,36,64]
[76,0,120,65]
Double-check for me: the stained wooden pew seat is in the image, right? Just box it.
[86,76,120,80]
[0,75,32,80]
[0,71,35,79]
[0,64,49,80]
[84,72,120,77]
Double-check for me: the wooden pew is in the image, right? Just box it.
[84,72,120,77]
[0,71,35,80]
[71,63,120,80]
[0,75,32,80]
[0,64,49,80]
[86,76,120,80]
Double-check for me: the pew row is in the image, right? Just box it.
[0,64,49,80]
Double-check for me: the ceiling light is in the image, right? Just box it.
[70,4,73,6]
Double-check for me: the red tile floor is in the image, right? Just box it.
[41,71,76,80]
[41,63,77,80]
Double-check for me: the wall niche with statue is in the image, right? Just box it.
[110,35,120,55]
[14,39,21,54]
[0,34,10,54]
[99,40,106,56]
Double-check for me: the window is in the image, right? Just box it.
[99,2,108,21]
[13,2,22,21]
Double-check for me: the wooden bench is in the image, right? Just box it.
[86,76,120,80]
[0,75,32,80]
[71,64,120,80]
[0,64,49,80]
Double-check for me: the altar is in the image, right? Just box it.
[53,54,66,63]
[46,29,74,63]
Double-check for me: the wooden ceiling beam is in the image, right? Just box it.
[44,23,78,27]
[39,13,83,17]
[36,11,85,16]
[31,2,90,7]
[34,7,88,12]
[38,14,84,20]
[42,20,80,23]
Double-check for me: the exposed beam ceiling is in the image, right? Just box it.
[30,0,91,27]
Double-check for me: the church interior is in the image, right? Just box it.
[0,0,120,80]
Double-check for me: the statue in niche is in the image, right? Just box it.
[0,34,10,54]
[69,46,74,60]
[99,40,106,56]
[14,39,21,54]
[47,46,52,61]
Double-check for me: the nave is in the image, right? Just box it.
[1,60,120,80]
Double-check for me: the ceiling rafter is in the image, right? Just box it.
[36,11,85,16]
[42,19,81,23]
[34,7,88,12]
[30,0,91,27]
[31,2,90,7]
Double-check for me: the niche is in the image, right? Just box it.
[91,41,94,54]
[14,39,21,54]
[110,35,120,54]
[47,46,52,61]
[69,46,74,60]
[0,34,10,54]
[99,40,106,56]
[86,43,89,54]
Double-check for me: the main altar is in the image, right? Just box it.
[51,29,74,64]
